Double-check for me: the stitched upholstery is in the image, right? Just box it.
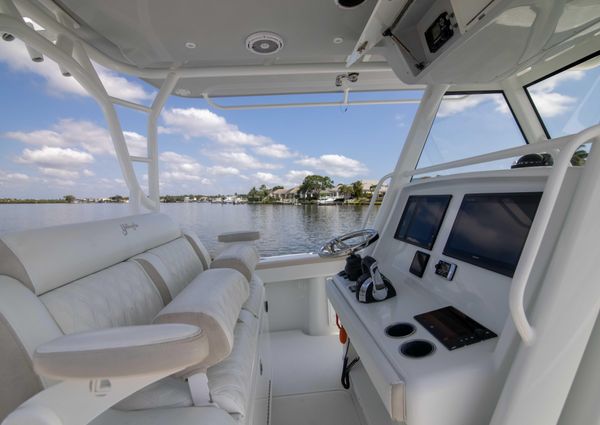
[145,238,204,298]
[244,276,265,318]
[40,262,164,334]
[208,311,260,417]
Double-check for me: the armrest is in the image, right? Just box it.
[154,268,249,371]
[217,230,260,243]
[211,244,259,281]
[33,324,208,380]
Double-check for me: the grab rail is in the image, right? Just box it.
[362,172,393,228]
[405,125,600,345]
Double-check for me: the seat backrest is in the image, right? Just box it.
[0,213,184,421]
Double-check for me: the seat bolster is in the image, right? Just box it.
[210,245,259,282]
[243,276,265,318]
[153,269,249,369]
[182,231,212,270]
[207,314,259,417]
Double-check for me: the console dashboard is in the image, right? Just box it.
[326,168,582,425]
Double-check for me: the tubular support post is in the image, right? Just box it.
[372,84,448,232]
[0,13,157,212]
[362,172,393,229]
[147,72,179,209]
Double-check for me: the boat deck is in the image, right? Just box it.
[260,330,364,425]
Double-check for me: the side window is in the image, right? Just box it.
[415,92,526,176]
[525,53,600,139]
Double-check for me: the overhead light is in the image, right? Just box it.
[174,88,191,96]
[246,32,284,55]
[185,42,197,49]
[333,37,344,44]
[334,0,367,9]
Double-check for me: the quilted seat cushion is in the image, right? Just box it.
[40,262,164,334]
[142,237,204,298]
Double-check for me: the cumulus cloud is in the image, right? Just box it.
[295,154,367,178]
[437,94,509,117]
[38,167,79,179]
[208,166,241,176]
[160,108,272,147]
[285,170,313,184]
[206,150,281,170]
[159,151,210,184]
[4,119,147,157]
[528,70,585,118]
[253,172,281,185]
[0,40,153,102]
[17,146,94,168]
[254,143,295,158]
[0,169,30,184]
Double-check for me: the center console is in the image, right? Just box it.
[326,171,558,425]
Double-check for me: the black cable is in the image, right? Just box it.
[341,341,360,389]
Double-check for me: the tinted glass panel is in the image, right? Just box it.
[443,192,542,277]
[526,54,600,138]
[395,195,452,250]
[416,92,526,177]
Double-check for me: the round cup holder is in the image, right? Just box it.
[385,322,415,338]
[400,340,436,359]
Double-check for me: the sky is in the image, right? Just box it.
[0,38,598,198]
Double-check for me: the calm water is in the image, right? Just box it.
[0,203,377,256]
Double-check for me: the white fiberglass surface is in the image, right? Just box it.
[269,331,363,425]
[270,330,343,396]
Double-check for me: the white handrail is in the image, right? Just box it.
[404,125,600,345]
[203,93,421,111]
[362,172,393,228]
[509,125,600,345]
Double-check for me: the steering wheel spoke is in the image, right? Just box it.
[319,229,379,257]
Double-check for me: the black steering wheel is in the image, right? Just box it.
[318,229,379,257]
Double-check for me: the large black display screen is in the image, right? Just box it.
[395,195,452,250]
[443,192,542,277]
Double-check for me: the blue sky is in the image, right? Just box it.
[0,38,598,198]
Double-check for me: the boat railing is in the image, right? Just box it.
[362,172,394,229]
[403,124,600,345]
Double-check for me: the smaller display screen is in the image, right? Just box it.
[443,192,542,277]
[409,251,430,278]
[415,306,497,351]
[395,195,452,250]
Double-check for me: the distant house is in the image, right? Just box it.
[272,187,300,203]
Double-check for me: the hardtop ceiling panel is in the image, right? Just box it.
[53,0,377,69]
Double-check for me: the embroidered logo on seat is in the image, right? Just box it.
[120,223,139,236]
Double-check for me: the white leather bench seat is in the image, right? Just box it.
[0,213,269,425]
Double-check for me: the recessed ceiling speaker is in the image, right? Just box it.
[246,32,284,55]
[335,0,366,9]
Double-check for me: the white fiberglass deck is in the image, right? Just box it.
[266,330,364,425]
